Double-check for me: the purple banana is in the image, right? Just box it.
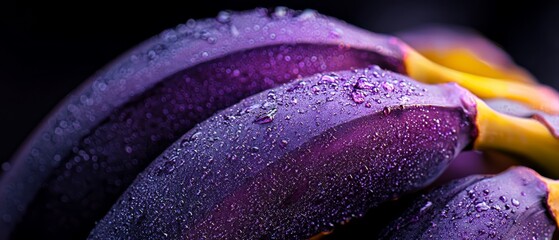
[5,7,559,240]
[380,166,559,239]
[88,68,477,239]
[0,8,405,239]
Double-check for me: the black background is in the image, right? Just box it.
[2,0,559,163]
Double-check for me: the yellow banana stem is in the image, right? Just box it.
[418,48,535,84]
[473,98,559,176]
[404,46,559,114]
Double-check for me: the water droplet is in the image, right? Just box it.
[147,50,157,60]
[499,196,507,203]
[217,11,231,23]
[351,91,365,104]
[398,96,410,103]
[267,92,277,100]
[296,9,317,21]
[249,146,260,153]
[355,77,374,89]
[232,69,241,77]
[130,54,139,63]
[511,198,520,206]
[186,19,196,28]
[54,126,64,135]
[280,140,288,148]
[441,210,448,218]
[254,108,278,124]
[190,132,202,141]
[521,177,529,186]
[176,24,189,34]
[269,33,277,40]
[420,201,433,212]
[371,69,382,78]
[125,146,133,154]
[320,73,338,83]
[383,107,391,116]
[273,6,288,18]
[201,51,209,58]
[381,81,394,92]
[230,25,240,37]
[161,30,177,42]
[329,28,343,38]
[158,160,176,174]
[475,202,490,212]
[223,115,236,121]
[467,189,476,199]
[365,102,372,108]
[311,85,321,93]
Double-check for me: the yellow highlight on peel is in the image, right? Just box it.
[404,46,559,114]
[473,98,559,177]
[419,48,535,84]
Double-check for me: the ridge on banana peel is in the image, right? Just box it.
[379,166,559,240]
[89,67,558,239]
[1,7,558,239]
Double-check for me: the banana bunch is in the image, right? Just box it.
[1,8,557,239]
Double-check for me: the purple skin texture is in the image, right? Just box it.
[88,68,476,239]
[0,9,407,239]
[380,167,556,240]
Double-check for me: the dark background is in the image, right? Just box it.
[2,1,559,163]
